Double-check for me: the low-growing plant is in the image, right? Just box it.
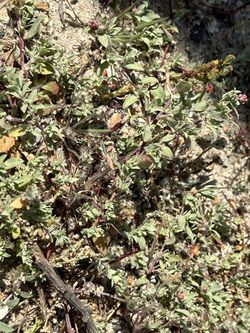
[0,1,249,332]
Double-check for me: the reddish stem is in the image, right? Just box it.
[64,303,74,333]
[18,36,25,69]
[6,94,15,108]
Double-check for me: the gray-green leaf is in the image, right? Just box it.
[141,77,158,85]
[0,321,14,333]
[176,80,192,94]
[126,63,144,71]
[194,100,207,112]
[19,291,33,299]
[0,306,8,321]
[123,94,138,108]
[161,145,173,159]
[14,175,33,188]
[25,16,43,40]
[4,158,23,170]
[98,35,109,48]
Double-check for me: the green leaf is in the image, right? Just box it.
[178,216,186,231]
[160,134,175,143]
[4,158,23,170]
[165,234,176,245]
[14,175,33,188]
[164,116,178,128]
[123,94,138,108]
[11,225,20,239]
[167,254,182,263]
[136,276,149,286]
[0,321,14,333]
[150,86,166,101]
[0,306,8,321]
[98,35,109,48]
[143,126,152,142]
[137,237,146,250]
[194,100,207,112]
[79,128,112,134]
[176,80,192,94]
[25,16,43,40]
[186,225,194,243]
[198,187,215,199]
[126,63,144,71]
[5,299,19,309]
[19,291,33,299]
[161,145,173,159]
[209,282,223,293]
[141,77,158,85]
[176,309,191,316]
[141,37,150,47]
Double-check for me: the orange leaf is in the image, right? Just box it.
[212,196,221,205]
[101,70,107,77]
[0,135,15,153]
[42,81,59,95]
[107,113,121,129]
[10,197,27,209]
[106,154,115,171]
[235,244,244,252]
[126,275,135,287]
[190,244,199,256]
[34,2,49,11]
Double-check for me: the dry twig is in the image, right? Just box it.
[33,243,99,333]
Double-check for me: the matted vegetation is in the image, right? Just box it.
[0,1,249,332]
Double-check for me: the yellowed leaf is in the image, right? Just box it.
[34,227,46,238]
[40,68,53,75]
[8,127,26,137]
[34,2,49,11]
[0,135,15,153]
[228,199,237,211]
[22,152,35,161]
[107,113,121,129]
[242,294,250,303]
[10,197,27,209]
[13,150,21,158]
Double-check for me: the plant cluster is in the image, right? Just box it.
[0,1,249,332]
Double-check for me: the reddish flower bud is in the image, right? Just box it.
[89,20,99,30]
[206,83,214,93]
[237,93,248,104]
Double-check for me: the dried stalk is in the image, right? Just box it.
[33,243,98,333]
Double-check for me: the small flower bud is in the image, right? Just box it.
[237,93,248,104]
[89,20,99,30]
[206,83,214,93]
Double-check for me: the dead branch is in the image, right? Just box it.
[33,243,99,333]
